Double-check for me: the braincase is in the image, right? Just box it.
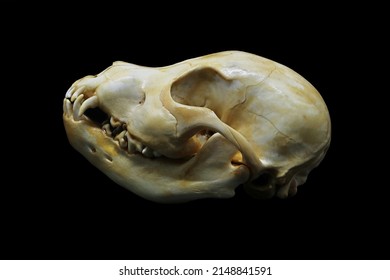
[227,65,330,172]
[170,59,330,174]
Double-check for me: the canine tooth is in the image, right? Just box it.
[65,99,73,116]
[65,86,75,99]
[73,94,84,121]
[142,147,154,158]
[114,130,126,141]
[71,86,85,102]
[153,150,162,157]
[78,96,98,117]
[110,116,121,128]
[102,124,112,136]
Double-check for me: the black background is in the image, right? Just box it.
[2,4,387,260]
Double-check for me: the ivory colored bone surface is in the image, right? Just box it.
[63,51,331,203]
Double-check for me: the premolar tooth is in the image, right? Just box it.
[127,142,136,153]
[73,94,84,121]
[126,133,144,152]
[136,143,144,153]
[126,132,136,153]
[70,86,85,102]
[102,124,112,136]
[142,147,154,158]
[114,130,126,141]
[78,96,98,117]
[110,116,121,128]
[119,137,127,148]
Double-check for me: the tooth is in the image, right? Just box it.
[65,86,75,99]
[119,137,127,148]
[78,96,98,117]
[128,142,136,153]
[111,125,124,137]
[65,99,73,116]
[63,99,67,115]
[136,143,144,153]
[126,132,144,152]
[142,147,154,158]
[71,86,85,102]
[102,123,112,136]
[110,116,121,128]
[153,150,162,157]
[73,94,84,121]
[125,132,136,153]
[114,130,126,141]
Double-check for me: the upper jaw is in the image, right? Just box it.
[63,96,250,203]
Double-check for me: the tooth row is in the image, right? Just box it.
[112,131,161,158]
[64,86,162,159]
[65,84,99,120]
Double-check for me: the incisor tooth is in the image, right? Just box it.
[65,99,73,116]
[71,86,85,102]
[65,86,75,99]
[63,99,67,115]
[78,96,98,117]
[73,94,84,121]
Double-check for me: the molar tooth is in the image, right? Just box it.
[142,147,154,158]
[78,96,98,117]
[102,124,112,136]
[73,94,84,121]
[70,86,85,102]
[110,116,121,128]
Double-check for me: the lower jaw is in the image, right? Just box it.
[63,116,250,203]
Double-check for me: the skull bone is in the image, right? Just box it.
[63,51,331,203]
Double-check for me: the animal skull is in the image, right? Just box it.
[63,51,331,203]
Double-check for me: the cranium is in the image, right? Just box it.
[63,50,331,203]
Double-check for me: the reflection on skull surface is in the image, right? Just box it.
[63,51,331,203]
